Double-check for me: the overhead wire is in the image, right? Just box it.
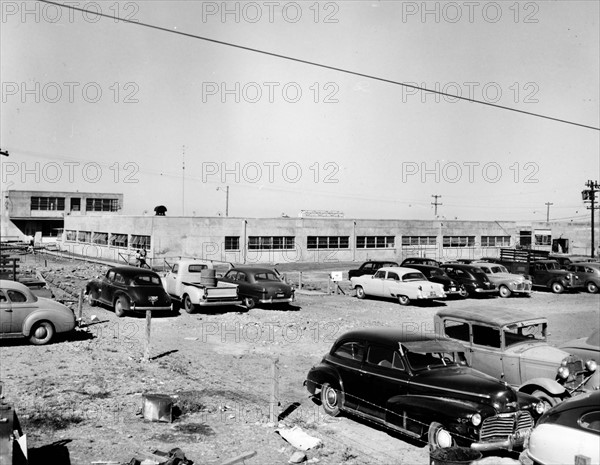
[37,0,600,132]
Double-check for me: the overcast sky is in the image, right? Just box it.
[1,0,598,221]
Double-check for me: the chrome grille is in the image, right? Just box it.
[564,357,585,390]
[479,412,533,441]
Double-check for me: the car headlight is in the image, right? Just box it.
[586,360,598,372]
[470,413,482,426]
[557,366,570,379]
[535,401,547,415]
[565,273,572,280]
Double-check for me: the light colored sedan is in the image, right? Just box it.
[472,262,532,298]
[0,280,76,345]
[350,266,446,306]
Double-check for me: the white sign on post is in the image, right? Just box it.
[330,271,343,282]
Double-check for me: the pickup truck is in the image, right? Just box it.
[162,259,241,313]
[499,248,582,294]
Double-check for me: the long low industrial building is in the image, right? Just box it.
[56,215,592,266]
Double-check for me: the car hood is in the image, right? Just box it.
[507,344,569,380]
[488,273,528,282]
[410,366,519,412]
[560,336,600,355]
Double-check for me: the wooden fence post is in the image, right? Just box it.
[144,310,152,362]
[269,358,280,424]
[77,289,84,325]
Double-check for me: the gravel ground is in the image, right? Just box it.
[1,253,598,465]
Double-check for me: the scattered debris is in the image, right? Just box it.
[289,451,307,463]
[142,394,173,423]
[276,426,322,451]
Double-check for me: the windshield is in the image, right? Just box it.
[546,262,560,270]
[471,269,488,279]
[402,272,427,281]
[132,274,161,286]
[406,350,467,371]
[504,322,547,347]
[489,265,508,273]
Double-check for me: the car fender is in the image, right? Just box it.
[386,394,493,425]
[182,285,204,303]
[85,280,102,296]
[305,364,344,395]
[518,378,566,396]
[22,310,74,336]
[112,291,132,308]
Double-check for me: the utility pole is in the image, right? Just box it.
[431,195,442,217]
[217,186,229,217]
[582,180,600,259]
[181,146,186,216]
[545,202,553,223]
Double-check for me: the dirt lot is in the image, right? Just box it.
[1,253,599,465]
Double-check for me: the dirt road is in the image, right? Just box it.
[1,255,598,465]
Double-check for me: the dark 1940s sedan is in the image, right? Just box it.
[348,261,399,279]
[219,267,294,309]
[86,266,172,317]
[305,329,545,451]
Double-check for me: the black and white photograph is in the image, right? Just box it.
[1,1,599,464]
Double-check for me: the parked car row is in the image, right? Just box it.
[348,257,598,304]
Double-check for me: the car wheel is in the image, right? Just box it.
[532,390,559,410]
[183,294,195,314]
[428,421,454,450]
[551,282,564,294]
[243,297,256,310]
[355,286,365,299]
[586,281,599,294]
[29,321,55,345]
[458,286,468,298]
[397,295,410,306]
[87,289,99,306]
[499,285,512,298]
[114,296,129,317]
[320,382,343,417]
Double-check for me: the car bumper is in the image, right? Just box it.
[132,305,173,311]
[472,288,497,294]
[471,432,528,451]
[197,299,243,307]
[259,297,294,304]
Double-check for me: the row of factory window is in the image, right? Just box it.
[226,235,514,250]
[31,196,120,212]
[63,233,514,251]
[64,231,150,250]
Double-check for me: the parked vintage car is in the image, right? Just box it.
[560,329,600,363]
[85,266,172,317]
[305,328,545,450]
[439,263,497,297]
[522,391,600,465]
[479,257,504,264]
[471,262,532,298]
[400,257,441,267]
[566,262,600,294]
[348,261,399,279]
[350,267,446,306]
[219,266,294,309]
[401,264,466,298]
[0,279,76,345]
[436,308,599,407]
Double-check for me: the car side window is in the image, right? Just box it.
[585,267,595,273]
[444,320,470,342]
[172,264,179,273]
[225,271,237,281]
[373,270,386,279]
[114,273,126,285]
[237,272,247,282]
[333,341,364,362]
[0,291,7,303]
[362,263,373,270]
[579,411,600,433]
[107,270,116,281]
[472,325,501,348]
[387,272,399,281]
[366,345,405,370]
[7,290,27,303]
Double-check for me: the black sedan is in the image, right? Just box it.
[85,266,172,317]
[401,257,441,267]
[348,261,399,279]
[403,264,467,297]
[305,328,544,450]
[219,266,294,309]
[440,263,497,297]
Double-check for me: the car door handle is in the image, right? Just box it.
[4,309,12,312]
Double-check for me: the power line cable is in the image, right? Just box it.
[38,0,599,132]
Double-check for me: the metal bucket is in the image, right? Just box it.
[430,447,482,465]
[142,394,173,422]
